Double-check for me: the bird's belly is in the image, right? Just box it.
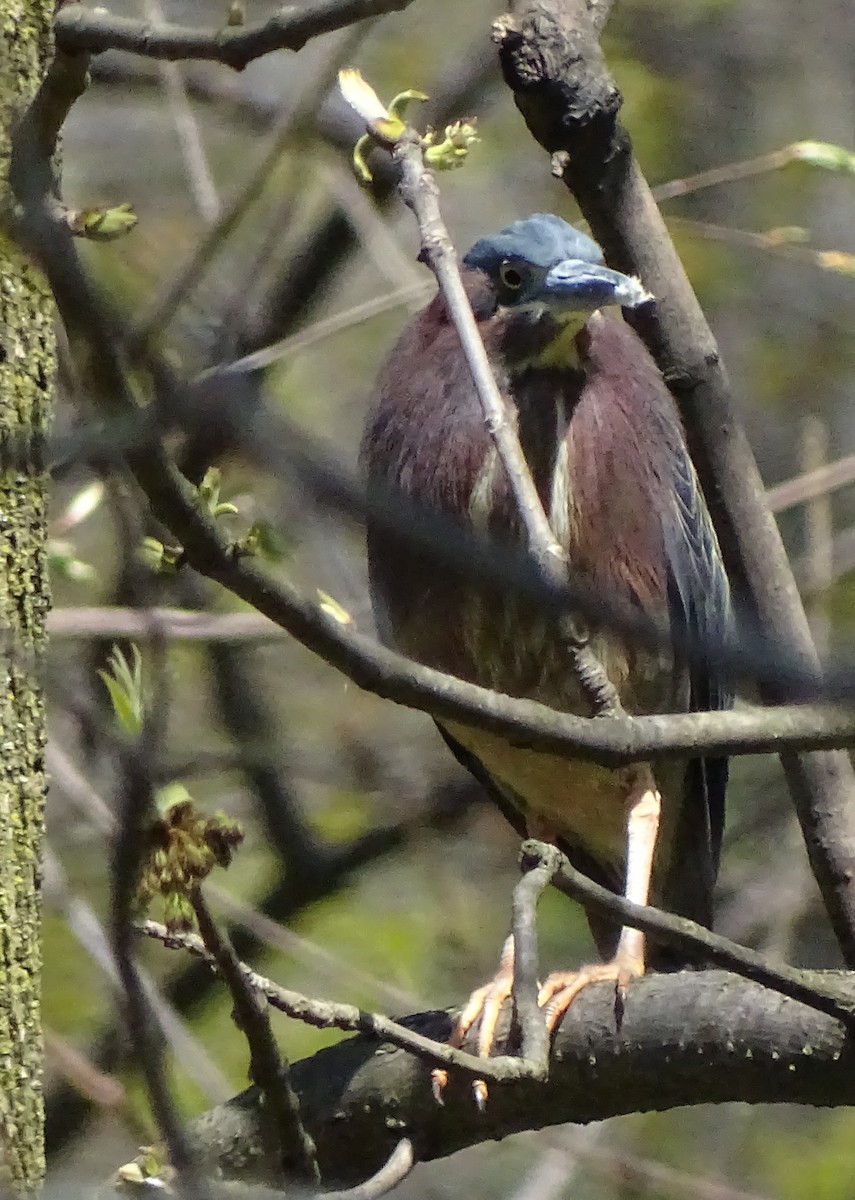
[442,718,632,864]
[383,587,683,871]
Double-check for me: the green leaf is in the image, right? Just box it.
[73,202,138,241]
[98,644,145,735]
[154,782,192,816]
[793,140,855,174]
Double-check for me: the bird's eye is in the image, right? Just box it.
[499,261,525,290]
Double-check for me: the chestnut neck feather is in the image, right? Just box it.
[364,271,683,624]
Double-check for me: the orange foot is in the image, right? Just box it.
[537,952,644,1033]
[433,938,645,1107]
[431,935,514,1108]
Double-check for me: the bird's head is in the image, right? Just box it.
[462,214,652,370]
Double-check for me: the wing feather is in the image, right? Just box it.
[660,439,733,933]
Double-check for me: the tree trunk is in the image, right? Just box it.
[0,0,56,1190]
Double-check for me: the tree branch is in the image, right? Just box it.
[521,841,855,1026]
[138,921,555,1085]
[53,0,416,71]
[191,893,320,1188]
[391,131,624,718]
[320,1139,413,1200]
[496,0,855,966]
[142,824,855,1063]
[41,613,855,765]
[179,970,855,1190]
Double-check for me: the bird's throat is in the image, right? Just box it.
[507,311,590,376]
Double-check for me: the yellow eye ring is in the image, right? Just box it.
[499,261,524,289]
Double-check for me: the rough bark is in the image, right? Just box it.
[0,0,55,1188]
[178,970,855,1191]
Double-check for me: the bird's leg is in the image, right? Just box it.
[430,932,515,1105]
[431,769,660,1103]
[538,766,661,1030]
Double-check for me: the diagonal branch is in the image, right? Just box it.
[496,0,855,966]
[390,131,622,718]
[44,609,855,762]
[191,893,320,1188]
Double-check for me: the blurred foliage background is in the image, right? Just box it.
[43,0,855,1194]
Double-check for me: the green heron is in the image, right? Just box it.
[362,214,731,1086]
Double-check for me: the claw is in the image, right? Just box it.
[431,1068,448,1105]
[538,956,644,1032]
[431,934,516,1107]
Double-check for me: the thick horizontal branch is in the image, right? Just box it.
[184,970,855,1190]
[54,0,415,70]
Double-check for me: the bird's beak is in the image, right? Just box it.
[543,259,653,313]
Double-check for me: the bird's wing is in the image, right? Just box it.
[659,439,733,936]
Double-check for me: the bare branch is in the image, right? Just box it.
[184,970,855,1189]
[42,609,855,764]
[54,0,416,70]
[496,0,855,967]
[519,841,855,1028]
[767,447,855,515]
[192,893,320,1188]
[138,921,553,1086]
[510,848,560,1078]
[798,416,832,657]
[391,129,623,719]
[47,606,286,642]
[141,0,220,225]
[320,1140,414,1200]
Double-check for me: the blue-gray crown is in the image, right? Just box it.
[463,214,604,273]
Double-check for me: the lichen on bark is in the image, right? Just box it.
[0,0,56,1189]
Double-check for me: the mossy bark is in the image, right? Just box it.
[0,0,55,1191]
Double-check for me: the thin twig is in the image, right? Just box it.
[139,921,565,1085]
[798,415,832,658]
[767,448,855,514]
[194,280,432,378]
[54,0,415,70]
[209,888,425,1013]
[394,136,563,571]
[518,840,855,1029]
[319,1139,414,1200]
[510,847,561,1079]
[392,133,623,719]
[667,216,855,280]
[141,0,220,225]
[192,893,320,1187]
[652,145,804,203]
[131,23,368,348]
